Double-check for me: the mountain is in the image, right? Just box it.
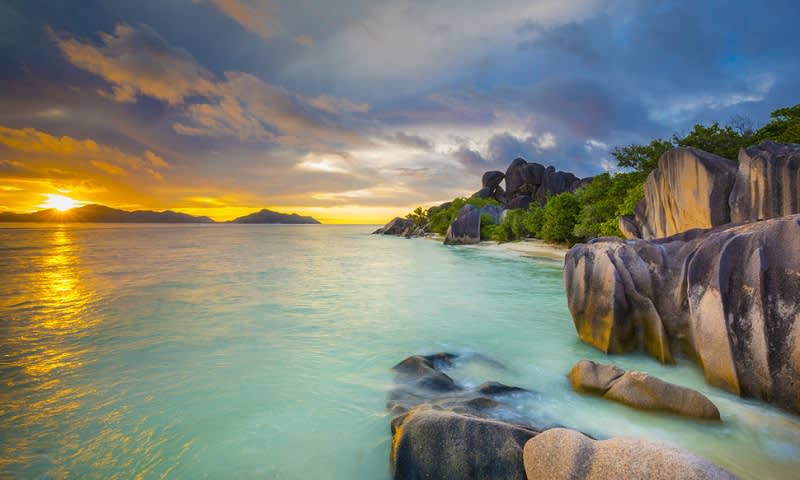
[0,204,216,223]
[0,204,321,224]
[228,209,320,224]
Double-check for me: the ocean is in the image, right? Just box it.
[1,224,798,479]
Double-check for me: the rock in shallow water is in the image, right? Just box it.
[391,406,538,480]
[568,361,720,420]
[523,428,737,480]
[564,215,800,413]
[374,217,414,235]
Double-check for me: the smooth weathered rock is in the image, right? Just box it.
[618,214,641,240]
[567,360,625,394]
[472,186,493,199]
[632,147,738,240]
[482,170,505,189]
[730,141,800,223]
[564,215,800,413]
[504,158,533,199]
[374,217,415,235]
[604,371,720,420]
[569,361,719,419]
[507,195,533,210]
[443,205,502,245]
[391,406,538,480]
[523,428,737,480]
[493,186,507,205]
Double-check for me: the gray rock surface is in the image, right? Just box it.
[391,407,538,480]
[730,141,800,223]
[622,142,800,240]
[482,170,505,189]
[443,205,502,245]
[523,428,737,480]
[631,147,737,240]
[567,360,625,394]
[569,360,719,420]
[374,217,414,235]
[564,215,800,413]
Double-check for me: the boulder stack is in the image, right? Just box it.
[621,141,800,240]
[564,215,800,413]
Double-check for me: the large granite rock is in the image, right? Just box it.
[567,360,625,394]
[374,217,415,235]
[523,428,737,480]
[443,205,502,245]
[568,361,720,420]
[631,147,737,240]
[604,371,720,420]
[391,406,538,480]
[730,141,800,223]
[623,142,800,240]
[503,158,585,208]
[482,170,505,189]
[387,353,542,479]
[564,215,800,413]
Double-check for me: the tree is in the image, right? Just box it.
[755,104,800,144]
[540,192,581,245]
[610,138,674,176]
[674,122,754,161]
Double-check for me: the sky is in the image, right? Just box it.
[1,0,798,223]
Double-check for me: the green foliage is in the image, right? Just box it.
[573,171,645,239]
[755,104,800,144]
[405,206,428,228]
[399,103,799,246]
[675,122,754,161]
[427,196,499,235]
[611,139,674,176]
[479,213,502,241]
[540,192,581,245]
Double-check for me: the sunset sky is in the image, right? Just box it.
[1,0,799,223]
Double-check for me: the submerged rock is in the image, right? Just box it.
[567,360,625,394]
[564,215,800,413]
[523,428,737,480]
[569,361,720,420]
[387,354,734,479]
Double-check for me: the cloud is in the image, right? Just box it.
[50,23,218,105]
[307,94,370,114]
[384,132,434,151]
[453,145,490,173]
[204,0,278,39]
[292,34,314,48]
[173,72,363,146]
[0,125,169,182]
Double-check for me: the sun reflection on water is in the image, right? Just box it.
[0,226,101,474]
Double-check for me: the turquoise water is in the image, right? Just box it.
[0,224,798,479]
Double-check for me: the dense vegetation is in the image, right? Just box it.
[406,104,800,246]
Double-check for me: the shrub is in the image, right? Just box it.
[540,192,581,245]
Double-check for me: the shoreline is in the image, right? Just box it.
[420,234,568,262]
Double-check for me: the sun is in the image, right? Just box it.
[39,194,83,212]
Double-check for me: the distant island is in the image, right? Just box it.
[0,204,320,224]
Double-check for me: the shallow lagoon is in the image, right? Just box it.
[1,224,798,479]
